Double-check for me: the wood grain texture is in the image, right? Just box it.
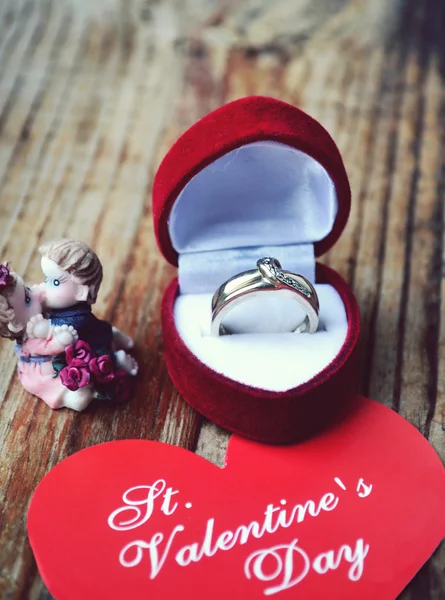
[0,1,444,598]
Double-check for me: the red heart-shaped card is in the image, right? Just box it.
[28,396,445,600]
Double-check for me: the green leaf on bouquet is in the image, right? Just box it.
[52,352,67,374]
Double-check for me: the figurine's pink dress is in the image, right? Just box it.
[15,336,67,409]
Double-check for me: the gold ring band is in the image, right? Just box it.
[210,257,320,336]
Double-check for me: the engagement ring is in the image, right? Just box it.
[211,257,320,336]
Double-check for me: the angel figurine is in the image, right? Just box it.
[0,239,138,411]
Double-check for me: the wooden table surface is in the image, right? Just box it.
[0,0,444,598]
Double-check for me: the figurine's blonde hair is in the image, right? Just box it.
[0,263,21,340]
[39,239,103,304]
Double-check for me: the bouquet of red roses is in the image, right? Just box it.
[52,340,133,403]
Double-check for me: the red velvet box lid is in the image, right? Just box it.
[153,96,351,263]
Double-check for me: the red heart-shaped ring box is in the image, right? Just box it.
[153,96,360,444]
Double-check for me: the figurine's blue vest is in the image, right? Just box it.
[48,302,113,354]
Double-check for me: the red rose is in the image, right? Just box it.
[114,370,134,403]
[90,354,115,383]
[59,359,91,391]
[0,264,11,288]
[65,340,94,365]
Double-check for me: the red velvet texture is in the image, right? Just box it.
[162,263,360,445]
[153,96,351,266]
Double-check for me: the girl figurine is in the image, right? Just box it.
[0,263,93,410]
[0,239,138,410]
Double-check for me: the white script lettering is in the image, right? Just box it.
[120,526,185,578]
[245,538,370,595]
[108,480,179,531]
[108,477,373,593]
[356,478,373,498]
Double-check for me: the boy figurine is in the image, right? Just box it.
[37,238,138,375]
